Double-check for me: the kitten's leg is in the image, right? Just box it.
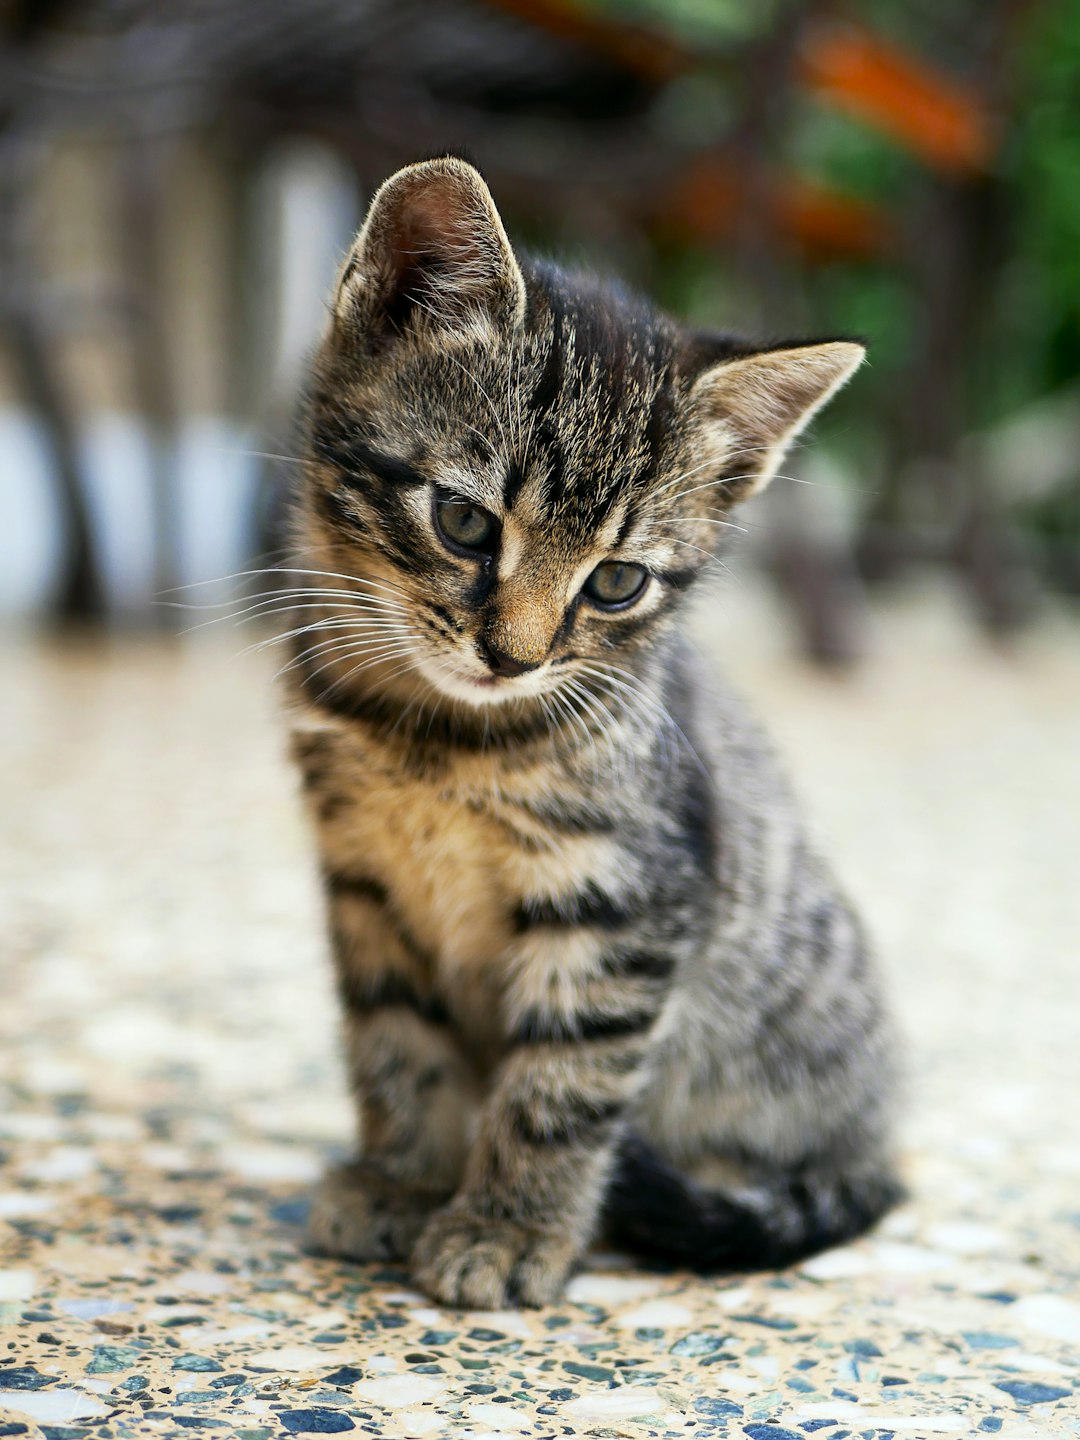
[412,934,673,1307]
[309,873,478,1263]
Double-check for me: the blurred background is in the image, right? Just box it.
[3,10,1080,1415]
[2,0,1079,661]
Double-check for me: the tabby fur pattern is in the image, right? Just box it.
[284,158,902,1308]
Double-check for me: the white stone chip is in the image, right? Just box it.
[925,1220,1009,1254]
[564,1273,665,1304]
[562,1387,663,1421]
[0,1192,56,1218]
[353,1374,447,1408]
[0,1389,108,1422]
[0,1269,36,1300]
[1012,1293,1080,1344]
[611,1299,695,1330]
[220,1143,319,1181]
[801,1245,871,1278]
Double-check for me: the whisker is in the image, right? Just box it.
[164,584,409,613]
[561,677,620,785]
[343,652,425,697]
[580,669,667,775]
[244,615,405,655]
[577,663,708,778]
[310,642,423,697]
[176,594,409,637]
[215,448,310,467]
[274,635,417,684]
[665,536,743,587]
[550,681,594,758]
[184,599,408,639]
[654,515,748,535]
[651,455,730,500]
[159,565,414,604]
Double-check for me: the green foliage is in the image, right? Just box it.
[552,0,1080,559]
[1010,0,1080,397]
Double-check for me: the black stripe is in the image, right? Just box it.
[503,458,529,509]
[504,796,616,835]
[509,1005,658,1047]
[530,291,563,415]
[602,950,676,983]
[537,422,564,508]
[615,499,639,550]
[296,651,553,751]
[656,564,700,591]
[463,430,494,465]
[314,426,427,490]
[429,603,462,634]
[327,873,433,971]
[317,791,351,822]
[336,969,448,1026]
[530,290,565,507]
[291,731,330,765]
[669,737,717,879]
[465,563,498,613]
[513,882,636,933]
[508,1094,622,1147]
[318,485,364,530]
[326,872,388,907]
[644,377,674,474]
[549,598,581,653]
[367,526,432,576]
[602,607,666,646]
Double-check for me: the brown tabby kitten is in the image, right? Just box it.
[285,157,901,1308]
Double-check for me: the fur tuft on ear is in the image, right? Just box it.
[334,158,526,348]
[689,340,865,496]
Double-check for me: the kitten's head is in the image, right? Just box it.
[301,157,862,709]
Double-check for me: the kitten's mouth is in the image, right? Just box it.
[415,654,551,708]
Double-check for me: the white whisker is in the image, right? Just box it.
[269,622,410,672]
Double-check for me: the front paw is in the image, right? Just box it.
[411,1206,576,1308]
[308,1161,444,1263]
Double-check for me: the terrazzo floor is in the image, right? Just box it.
[2,587,1079,1440]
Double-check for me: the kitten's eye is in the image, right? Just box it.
[434,494,498,555]
[583,561,648,608]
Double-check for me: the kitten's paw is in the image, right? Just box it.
[308,1162,443,1263]
[411,1207,575,1308]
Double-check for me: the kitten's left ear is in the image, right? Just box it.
[334,157,527,348]
[689,340,865,496]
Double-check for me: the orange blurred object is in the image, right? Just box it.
[660,157,891,261]
[483,0,684,83]
[799,20,997,174]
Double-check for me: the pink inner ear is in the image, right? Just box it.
[386,178,483,292]
[340,160,525,339]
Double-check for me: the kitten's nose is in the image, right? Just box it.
[478,637,540,678]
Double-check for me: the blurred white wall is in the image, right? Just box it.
[0,136,360,623]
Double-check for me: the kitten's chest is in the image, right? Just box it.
[296,717,618,1047]
[328,761,514,969]
[303,731,521,1035]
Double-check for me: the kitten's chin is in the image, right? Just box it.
[414,657,550,710]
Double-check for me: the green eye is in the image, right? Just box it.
[583,561,648,608]
[434,495,498,554]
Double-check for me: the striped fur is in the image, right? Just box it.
[286,159,902,1307]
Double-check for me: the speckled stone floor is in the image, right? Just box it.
[2,587,1079,1440]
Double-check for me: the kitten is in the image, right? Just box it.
[285,157,902,1308]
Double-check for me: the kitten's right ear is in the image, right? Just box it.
[333,158,527,348]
